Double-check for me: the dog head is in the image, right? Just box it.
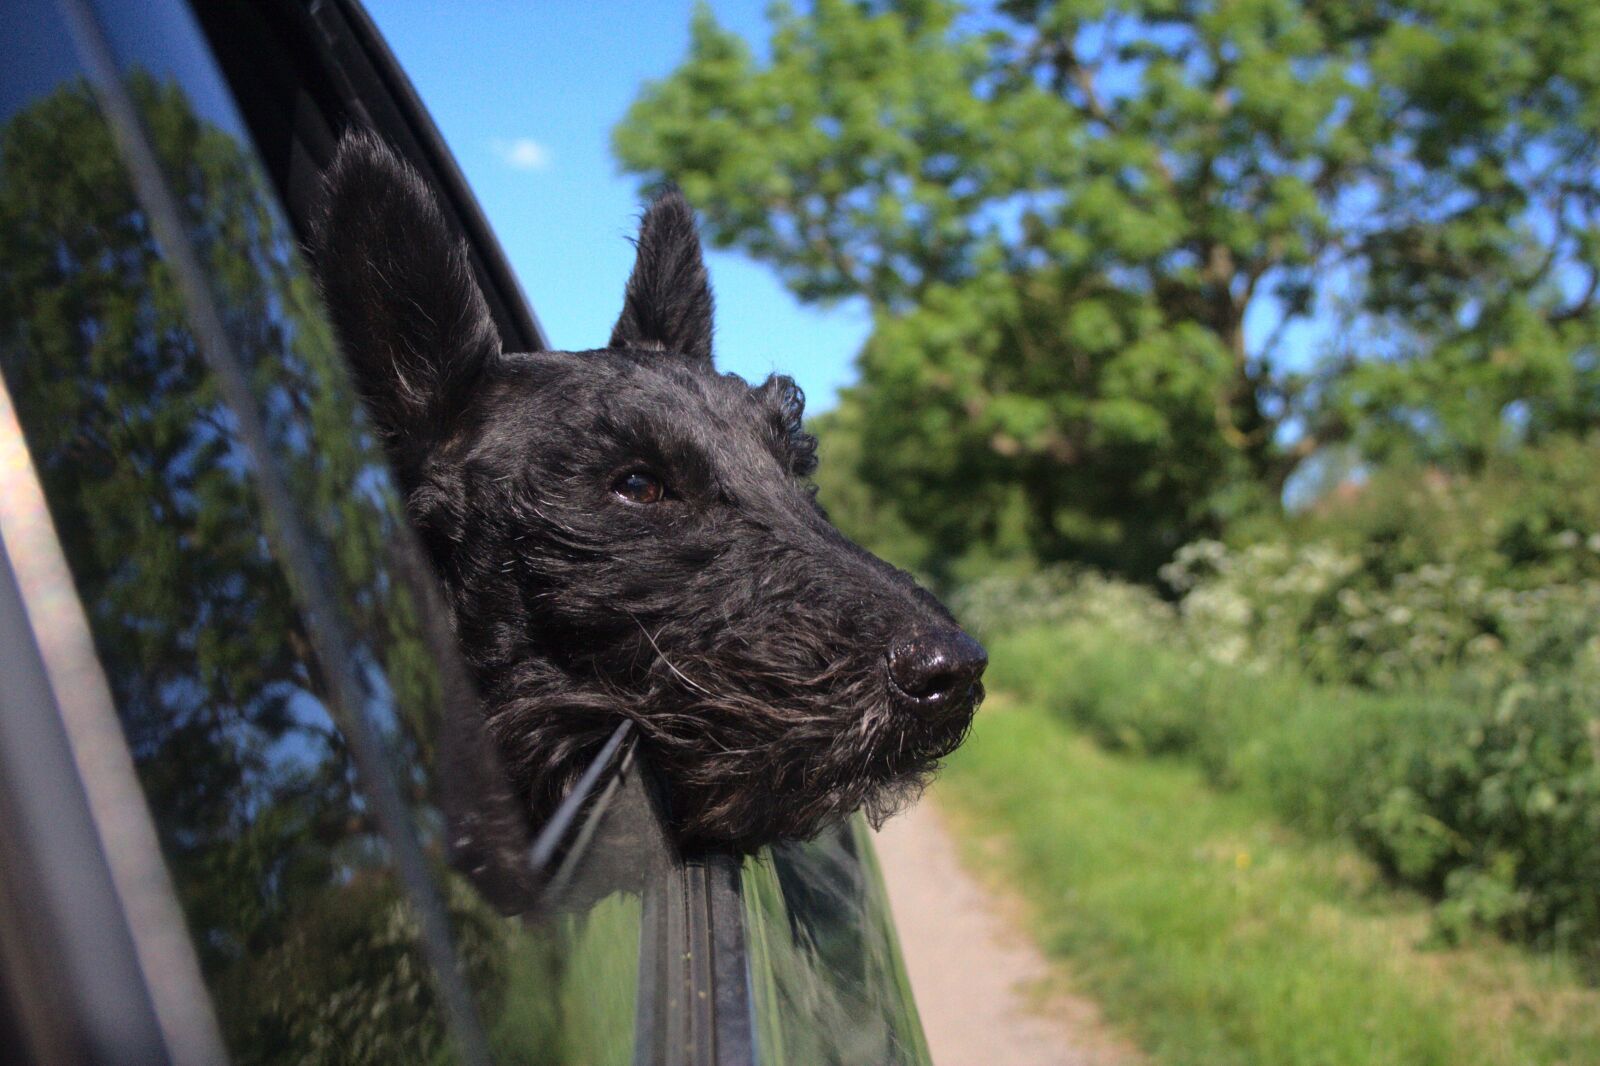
[310,131,983,849]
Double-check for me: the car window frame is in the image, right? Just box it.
[0,432,193,1066]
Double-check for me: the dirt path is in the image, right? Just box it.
[874,795,1142,1066]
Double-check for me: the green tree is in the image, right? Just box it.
[616,0,1600,580]
[808,402,934,571]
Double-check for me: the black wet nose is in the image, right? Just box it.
[887,628,988,706]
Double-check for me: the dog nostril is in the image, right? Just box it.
[887,628,988,704]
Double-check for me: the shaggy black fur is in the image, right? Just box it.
[310,131,985,849]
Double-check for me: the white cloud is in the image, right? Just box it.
[490,137,551,172]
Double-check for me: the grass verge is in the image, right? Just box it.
[984,622,1600,956]
[937,694,1600,1066]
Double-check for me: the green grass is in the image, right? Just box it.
[937,695,1600,1066]
[981,623,1600,957]
[984,624,1443,840]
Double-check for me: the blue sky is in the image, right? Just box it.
[364,1,870,412]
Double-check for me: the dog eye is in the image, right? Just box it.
[613,470,666,504]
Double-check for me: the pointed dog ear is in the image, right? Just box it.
[610,188,715,367]
[309,130,500,481]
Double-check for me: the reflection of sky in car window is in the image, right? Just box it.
[366,2,871,412]
[2,0,83,119]
[1,0,248,140]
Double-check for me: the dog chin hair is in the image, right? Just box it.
[860,771,932,832]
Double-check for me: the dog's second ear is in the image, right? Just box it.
[310,130,500,479]
[610,189,714,366]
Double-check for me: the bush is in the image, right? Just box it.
[978,617,1600,962]
[1160,539,1600,692]
[1154,440,1600,691]
[953,442,1600,959]
[1364,679,1600,951]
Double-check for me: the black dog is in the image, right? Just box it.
[310,131,984,851]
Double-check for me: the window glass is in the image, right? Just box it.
[0,1,667,1062]
[742,817,932,1066]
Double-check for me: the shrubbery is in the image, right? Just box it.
[976,617,1600,960]
[955,441,1600,962]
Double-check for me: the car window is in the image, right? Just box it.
[0,1,668,1063]
[742,820,930,1066]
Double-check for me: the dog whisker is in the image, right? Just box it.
[625,609,717,699]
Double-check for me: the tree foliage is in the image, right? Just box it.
[616,0,1600,579]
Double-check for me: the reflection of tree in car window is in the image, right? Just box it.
[0,74,506,1062]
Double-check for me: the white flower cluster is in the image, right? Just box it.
[957,532,1600,694]
[950,566,1175,641]
[1162,539,1600,690]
